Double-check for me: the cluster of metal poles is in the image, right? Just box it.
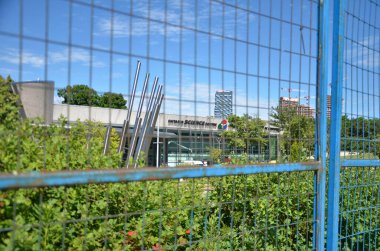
[103,61,164,168]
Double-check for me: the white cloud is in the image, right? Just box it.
[346,35,380,69]
[97,14,186,39]
[96,0,246,41]
[54,94,64,104]
[0,49,45,68]
[50,48,105,68]
[0,48,106,68]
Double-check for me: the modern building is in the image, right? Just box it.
[214,90,233,118]
[279,97,315,118]
[327,95,331,119]
[14,81,280,166]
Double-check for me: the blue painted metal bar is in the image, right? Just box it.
[341,159,380,167]
[327,0,346,250]
[312,172,318,248]
[0,162,319,190]
[315,0,329,249]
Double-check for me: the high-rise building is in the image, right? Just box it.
[279,97,315,118]
[214,90,233,118]
[327,95,331,119]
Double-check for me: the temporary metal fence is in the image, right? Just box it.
[327,0,380,250]
[0,0,377,250]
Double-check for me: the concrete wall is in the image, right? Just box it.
[53,104,222,131]
[13,81,54,123]
[53,104,128,126]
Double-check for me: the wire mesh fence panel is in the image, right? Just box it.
[0,0,320,167]
[340,0,380,162]
[0,0,328,250]
[0,173,316,250]
[338,166,380,250]
[332,0,380,249]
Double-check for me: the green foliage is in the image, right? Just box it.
[207,173,315,250]
[136,151,147,168]
[289,142,308,162]
[1,75,379,249]
[338,167,380,250]
[0,116,122,172]
[97,92,127,109]
[340,115,380,159]
[0,75,19,129]
[57,85,127,109]
[229,153,250,165]
[271,106,314,162]
[208,147,222,164]
[127,151,147,168]
[221,114,267,154]
[58,84,99,106]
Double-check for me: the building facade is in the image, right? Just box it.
[279,97,315,118]
[15,82,280,166]
[214,90,233,118]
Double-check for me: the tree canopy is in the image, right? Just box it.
[0,75,19,129]
[220,114,267,153]
[57,85,127,109]
[271,106,315,161]
[97,92,127,109]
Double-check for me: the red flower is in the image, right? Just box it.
[185,229,191,234]
[127,231,137,237]
[152,243,163,251]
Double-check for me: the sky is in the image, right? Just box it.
[0,0,378,119]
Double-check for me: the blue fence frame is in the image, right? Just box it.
[0,163,320,190]
[327,0,346,249]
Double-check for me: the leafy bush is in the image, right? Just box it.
[208,147,222,164]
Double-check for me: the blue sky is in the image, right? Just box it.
[0,0,378,119]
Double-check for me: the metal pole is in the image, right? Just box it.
[314,0,330,249]
[118,61,141,153]
[146,77,159,112]
[139,86,163,154]
[133,84,161,167]
[134,73,149,126]
[103,125,112,155]
[127,61,141,122]
[327,0,346,250]
[133,111,152,168]
[126,118,142,168]
[127,73,149,166]
[156,114,160,168]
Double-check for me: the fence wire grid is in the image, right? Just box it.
[335,0,380,250]
[3,0,376,250]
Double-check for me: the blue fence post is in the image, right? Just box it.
[327,0,346,250]
[314,0,330,250]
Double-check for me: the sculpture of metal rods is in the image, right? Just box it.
[103,61,164,168]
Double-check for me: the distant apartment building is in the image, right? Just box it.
[327,95,331,119]
[214,90,233,118]
[279,97,315,118]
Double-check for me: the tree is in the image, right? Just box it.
[220,114,267,154]
[97,92,127,109]
[208,147,222,164]
[340,115,380,158]
[271,106,315,161]
[58,84,99,106]
[0,75,19,129]
[57,85,127,109]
